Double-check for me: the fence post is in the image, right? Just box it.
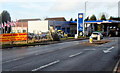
[26,27,28,44]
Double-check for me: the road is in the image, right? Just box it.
[2,37,120,72]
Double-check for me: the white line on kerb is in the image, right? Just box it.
[69,52,82,58]
[32,60,60,71]
[3,57,24,64]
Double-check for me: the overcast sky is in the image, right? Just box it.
[0,0,119,21]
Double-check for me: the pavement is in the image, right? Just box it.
[1,37,119,72]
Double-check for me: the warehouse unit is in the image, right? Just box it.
[28,20,70,34]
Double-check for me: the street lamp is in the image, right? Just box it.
[84,1,88,37]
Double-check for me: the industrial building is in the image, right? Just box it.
[28,20,70,34]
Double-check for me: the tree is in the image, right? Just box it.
[89,15,97,21]
[74,19,77,21]
[99,14,106,31]
[0,14,2,24]
[89,15,98,31]
[1,10,11,33]
[100,14,106,20]
[69,18,73,21]
[1,10,11,23]
[109,16,113,20]
[84,16,89,21]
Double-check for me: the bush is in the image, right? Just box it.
[51,33,60,41]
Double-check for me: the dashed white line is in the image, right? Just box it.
[69,52,82,58]
[98,44,104,46]
[84,49,96,51]
[3,57,24,64]
[32,60,60,71]
[35,53,40,55]
[59,48,63,49]
[29,46,34,47]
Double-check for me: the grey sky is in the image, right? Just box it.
[0,0,119,21]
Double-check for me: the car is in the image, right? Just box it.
[28,33,40,40]
[91,32,103,40]
[34,34,40,39]
[40,33,48,39]
[28,33,34,40]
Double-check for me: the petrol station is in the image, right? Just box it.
[71,13,120,37]
[85,20,120,37]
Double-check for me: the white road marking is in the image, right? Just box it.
[35,46,38,47]
[3,57,24,64]
[84,49,96,51]
[76,43,80,45]
[32,60,60,71]
[35,53,39,55]
[29,46,34,48]
[98,44,104,46]
[113,59,120,73]
[103,46,114,53]
[69,52,82,58]
[59,43,64,44]
[59,47,64,49]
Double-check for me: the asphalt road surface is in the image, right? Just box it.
[2,37,120,72]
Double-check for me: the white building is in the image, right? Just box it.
[28,20,70,34]
[28,20,50,34]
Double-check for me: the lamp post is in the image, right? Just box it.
[84,1,88,37]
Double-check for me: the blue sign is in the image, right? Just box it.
[78,13,84,31]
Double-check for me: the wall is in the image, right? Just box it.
[16,22,28,27]
[12,27,27,33]
[53,21,70,33]
[28,21,49,34]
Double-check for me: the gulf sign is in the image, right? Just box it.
[78,13,84,31]
[0,33,27,42]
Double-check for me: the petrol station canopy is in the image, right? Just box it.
[70,20,120,24]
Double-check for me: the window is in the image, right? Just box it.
[62,28,65,32]
[17,30,20,33]
[56,26,61,30]
[67,28,70,33]
[23,30,26,33]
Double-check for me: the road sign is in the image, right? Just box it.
[78,13,84,31]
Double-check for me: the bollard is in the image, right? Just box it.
[89,36,93,43]
[75,34,78,39]
[97,35,101,41]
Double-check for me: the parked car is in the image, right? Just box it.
[34,34,40,39]
[40,33,48,39]
[57,30,64,38]
[91,32,103,40]
[28,33,34,40]
[28,33,40,40]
